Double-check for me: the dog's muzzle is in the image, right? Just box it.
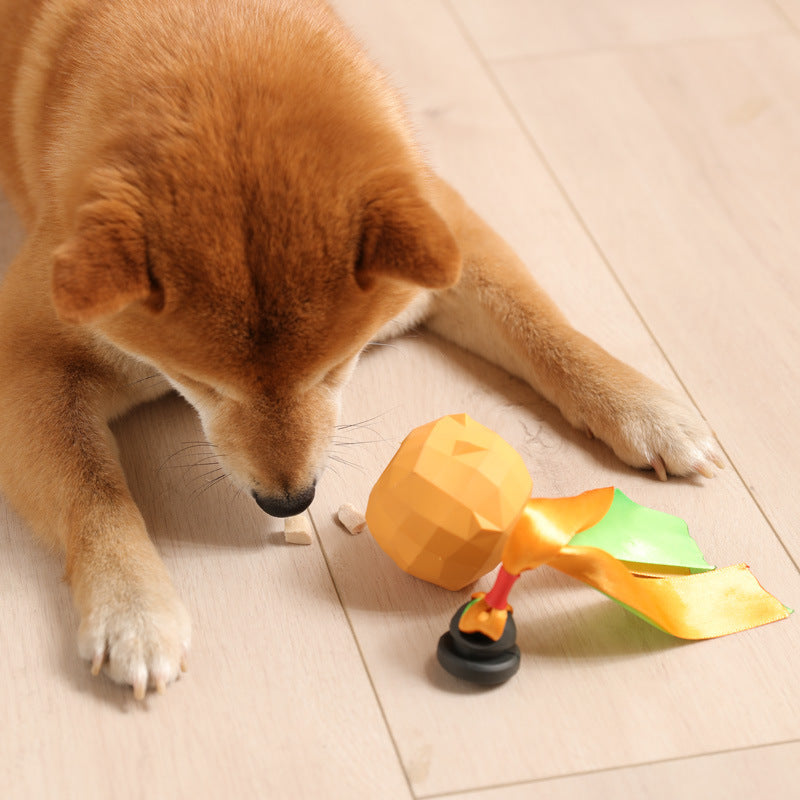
[251,483,316,517]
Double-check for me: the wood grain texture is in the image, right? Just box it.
[490,33,800,567]
[2,1,800,798]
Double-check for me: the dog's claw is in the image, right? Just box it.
[133,680,146,701]
[650,455,668,482]
[130,661,149,700]
[694,442,725,478]
[77,584,191,699]
[90,651,105,677]
[694,460,715,479]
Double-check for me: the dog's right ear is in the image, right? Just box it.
[52,200,158,324]
[355,176,462,292]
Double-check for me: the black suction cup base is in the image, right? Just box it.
[437,632,520,686]
[436,601,521,686]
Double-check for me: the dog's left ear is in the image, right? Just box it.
[356,179,461,291]
[52,200,157,324]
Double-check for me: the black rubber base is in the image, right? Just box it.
[436,601,521,686]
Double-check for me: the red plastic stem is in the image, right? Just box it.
[484,566,520,610]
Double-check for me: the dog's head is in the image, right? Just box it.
[49,73,461,516]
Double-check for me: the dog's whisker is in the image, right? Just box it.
[126,373,168,387]
[163,444,212,457]
[327,452,359,466]
[187,472,232,500]
[322,464,342,481]
[197,473,232,495]
[329,438,386,446]
[330,429,381,442]
[332,425,399,446]
[327,453,366,474]
[160,442,218,460]
[192,466,225,478]
[157,442,225,472]
[335,408,397,432]
[186,467,227,485]
[335,420,383,433]
[157,452,220,472]
[162,459,222,470]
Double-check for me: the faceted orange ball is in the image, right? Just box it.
[365,414,533,590]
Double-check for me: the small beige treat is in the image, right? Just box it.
[284,513,313,545]
[337,503,367,535]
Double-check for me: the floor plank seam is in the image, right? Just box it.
[719,463,800,574]
[415,737,800,799]
[307,508,418,799]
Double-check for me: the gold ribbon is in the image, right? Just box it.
[460,489,790,641]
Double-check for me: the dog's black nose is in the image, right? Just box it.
[251,483,316,517]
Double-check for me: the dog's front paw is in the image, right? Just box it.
[76,579,191,699]
[582,382,724,480]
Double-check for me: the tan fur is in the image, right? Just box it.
[0,0,722,698]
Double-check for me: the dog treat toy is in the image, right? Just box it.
[365,414,791,685]
[284,512,313,545]
[337,503,368,535]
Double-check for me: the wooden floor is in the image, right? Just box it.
[2,1,799,797]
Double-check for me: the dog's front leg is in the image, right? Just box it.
[425,178,722,479]
[0,323,189,697]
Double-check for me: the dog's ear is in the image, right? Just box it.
[356,180,461,291]
[52,200,157,323]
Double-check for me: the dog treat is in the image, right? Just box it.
[337,503,367,535]
[284,513,313,545]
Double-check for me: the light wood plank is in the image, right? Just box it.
[323,1,800,796]
[452,0,787,60]
[440,741,800,800]
[492,33,800,566]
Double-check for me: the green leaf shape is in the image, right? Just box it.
[569,489,714,574]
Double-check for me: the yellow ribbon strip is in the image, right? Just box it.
[460,489,789,640]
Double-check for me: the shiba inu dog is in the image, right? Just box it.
[0,0,722,698]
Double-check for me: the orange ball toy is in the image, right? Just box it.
[365,413,532,591]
